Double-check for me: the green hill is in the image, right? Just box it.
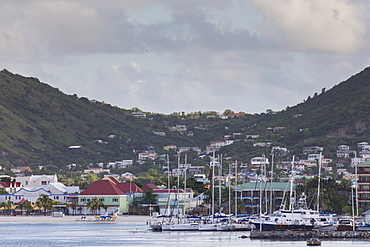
[1,66,370,170]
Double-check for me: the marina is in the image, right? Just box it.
[1,216,370,247]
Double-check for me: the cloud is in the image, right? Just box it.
[250,0,368,53]
[1,0,370,114]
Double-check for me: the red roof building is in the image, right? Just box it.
[141,184,159,191]
[116,182,143,193]
[0,182,22,193]
[80,180,124,196]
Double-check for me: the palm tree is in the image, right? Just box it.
[69,200,78,216]
[5,200,13,216]
[0,201,6,215]
[23,200,33,215]
[36,194,54,215]
[17,200,25,216]
[87,199,105,215]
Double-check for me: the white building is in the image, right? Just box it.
[16,174,58,187]
[251,157,269,169]
[308,154,323,160]
[138,152,157,160]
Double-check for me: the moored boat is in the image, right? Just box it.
[306,238,321,246]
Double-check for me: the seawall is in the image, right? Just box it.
[250,230,370,239]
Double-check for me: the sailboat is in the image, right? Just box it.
[251,155,336,231]
[199,152,219,231]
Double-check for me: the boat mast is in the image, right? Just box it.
[219,154,222,213]
[259,157,263,231]
[289,155,295,212]
[317,152,322,212]
[212,151,215,217]
[263,154,268,213]
[228,162,231,215]
[177,153,180,216]
[270,151,274,214]
[167,155,171,214]
[184,154,187,202]
[234,160,238,217]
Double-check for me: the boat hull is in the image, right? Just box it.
[170,223,199,231]
[252,222,315,231]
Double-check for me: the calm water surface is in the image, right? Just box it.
[1,221,369,247]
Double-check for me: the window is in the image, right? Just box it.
[100,198,105,202]
[81,198,86,202]
[112,198,118,202]
[41,181,47,185]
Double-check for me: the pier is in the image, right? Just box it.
[250,230,370,239]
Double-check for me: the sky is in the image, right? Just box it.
[1,0,370,114]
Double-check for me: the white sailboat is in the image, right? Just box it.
[199,152,219,231]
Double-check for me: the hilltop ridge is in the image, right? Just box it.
[1,67,370,170]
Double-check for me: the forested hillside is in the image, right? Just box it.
[1,66,370,171]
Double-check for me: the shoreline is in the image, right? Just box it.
[0,215,152,224]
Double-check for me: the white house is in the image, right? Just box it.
[251,157,269,169]
[358,142,369,149]
[338,145,350,151]
[16,174,58,187]
[131,111,146,118]
[210,140,227,149]
[294,163,306,171]
[308,154,323,160]
[138,152,157,160]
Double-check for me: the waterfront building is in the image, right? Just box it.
[78,177,130,215]
[235,182,295,215]
[358,160,370,209]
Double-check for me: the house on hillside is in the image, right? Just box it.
[266,127,285,135]
[308,154,323,160]
[138,152,157,161]
[11,166,32,174]
[131,111,146,118]
[303,146,323,154]
[84,167,110,174]
[209,140,227,150]
[163,145,177,151]
[358,142,369,149]
[251,157,269,170]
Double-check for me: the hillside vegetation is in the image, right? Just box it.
[1,67,370,171]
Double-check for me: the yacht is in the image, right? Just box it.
[251,193,333,231]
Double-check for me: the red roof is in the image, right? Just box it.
[0,182,22,188]
[116,182,144,193]
[80,180,124,195]
[105,176,120,184]
[141,184,159,191]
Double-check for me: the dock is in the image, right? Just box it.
[250,230,370,239]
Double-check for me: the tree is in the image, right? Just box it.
[36,194,54,215]
[87,198,104,215]
[69,200,79,216]
[140,189,158,204]
[0,188,8,194]
[5,200,13,216]
[223,109,234,115]
[17,199,33,216]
